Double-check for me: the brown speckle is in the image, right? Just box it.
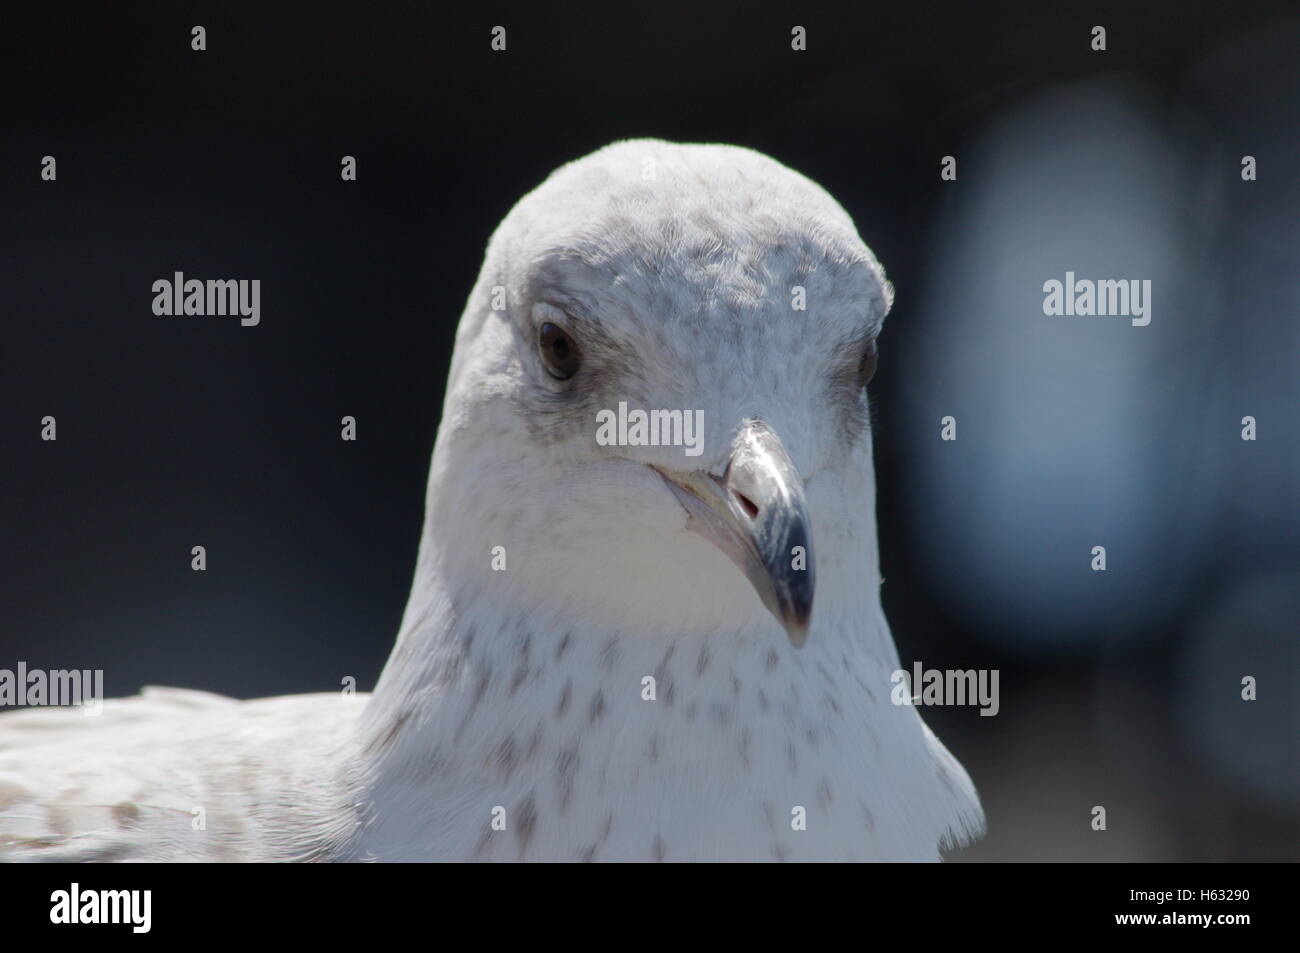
[11,835,58,850]
[494,736,519,781]
[509,667,529,697]
[427,746,450,774]
[582,812,614,861]
[556,747,579,813]
[367,709,412,756]
[0,781,33,811]
[599,638,621,672]
[659,644,677,671]
[79,845,133,862]
[855,674,876,703]
[455,668,492,742]
[525,724,544,760]
[818,778,834,809]
[45,806,71,837]
[473,669,491,703]
[111,802,140,828]
[515,794,538,859]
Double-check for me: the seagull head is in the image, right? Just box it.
[427,140,893,649]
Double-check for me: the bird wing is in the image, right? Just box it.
[0,687,365,862]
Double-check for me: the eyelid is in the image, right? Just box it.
[531,300,569,329]
[533,296,594,331]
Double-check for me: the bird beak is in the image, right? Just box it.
[656,420,815,647]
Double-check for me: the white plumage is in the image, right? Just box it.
[0,140,983,861]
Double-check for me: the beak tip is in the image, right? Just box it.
[781,608,812,649]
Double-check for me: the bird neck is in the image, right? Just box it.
[350,559,926,860]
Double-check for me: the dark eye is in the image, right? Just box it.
[539,321,581,380]
[857,339,878,389]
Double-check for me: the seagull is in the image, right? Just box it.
[0,140,983,862]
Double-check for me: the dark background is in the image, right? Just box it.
[2,2,1296,861]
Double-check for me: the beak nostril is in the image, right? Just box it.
[733,491,759,519]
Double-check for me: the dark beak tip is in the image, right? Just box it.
[782,608,812,649]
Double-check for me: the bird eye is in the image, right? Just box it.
[538,321,581,380]
[857,339,878,389]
